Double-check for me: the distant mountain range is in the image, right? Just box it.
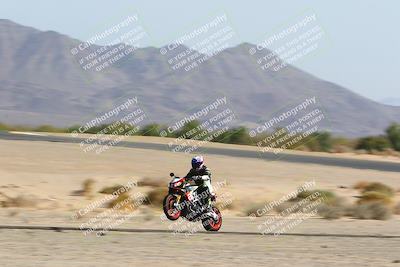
[380,97,400,107]
[0,19,399,137]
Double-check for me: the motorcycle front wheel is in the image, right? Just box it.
[202,206,222,231]
[163,194,181,220]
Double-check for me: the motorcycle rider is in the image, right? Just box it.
[185,155,216,205]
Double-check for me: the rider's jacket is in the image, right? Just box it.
[185,165,215,199]
[185,165,211,183]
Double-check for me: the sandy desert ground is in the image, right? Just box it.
[0,138,399,266]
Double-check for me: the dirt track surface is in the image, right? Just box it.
[1,215,400,267]
[1,138,400,266]
[1,226,400,267]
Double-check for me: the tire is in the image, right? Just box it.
[163,194,181,221]
[202,207,222,231]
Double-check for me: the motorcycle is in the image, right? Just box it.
[163,173,222,231]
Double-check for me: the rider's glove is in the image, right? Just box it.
[191,175,202,181]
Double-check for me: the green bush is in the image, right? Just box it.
[0,122,11,131]
[356,136,391,152]
[33,125,64,133]
[221,127,252,145]
[175,120,202,139]
[7,119,400,155]
[66,125,81,133]
[386,123,400,151]
[140,123,163,136]
[305,132,333,152]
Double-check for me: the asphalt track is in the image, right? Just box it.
[1,131,399,172]
[1,225,399,239]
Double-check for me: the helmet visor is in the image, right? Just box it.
[192,161,202,169]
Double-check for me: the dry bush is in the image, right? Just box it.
[145,187,168,207]
[274,201,301,214]
[99,184,127,195]
[317,204,343,219]
[361,182,395,197]
[331,145,353,153]
[246,200,290,217]
[394,202,400,215]
[245,202,267,217]
[137,178,165,188]
[294,189,337,204]
[357,191,393,205]
[0,193,38,208]
[82,179,95,198]
[353,202,392,220]
[317,203,351,220]
[106,193,133,211]
[353,181,371,190]
[280,191,348,220]
[317,196,354,220]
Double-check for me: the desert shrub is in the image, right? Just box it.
[304,132,333,152]
[137,178,165,187]
[33,125,64,133]
[107,193,133,210]
[273,201,302,214]
[245,202,268,217]
[314,196,350,220]
[317,204,346,219]
[357,191,393,205]
[362,182,395,197]
[0,122,11,131]
[212,127,253,145]
[66,125,80,133]
[330,137,357,153]
[174,120,202,139]
[140,123,163,136]
[145,187,168,207]
[386,123,400,151]
[353,202,392,220]
[99,184,128,195]
[394,202,400,215]
[225,127,252,145]
[82,179,95,199]
[0,193,38,208]
[353,181,371,190]
[294,189,337,204]
[73,123,138,136]
[356,136,390,152]
[276,194,347,220]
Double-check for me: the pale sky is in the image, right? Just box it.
[1,0,399,103]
